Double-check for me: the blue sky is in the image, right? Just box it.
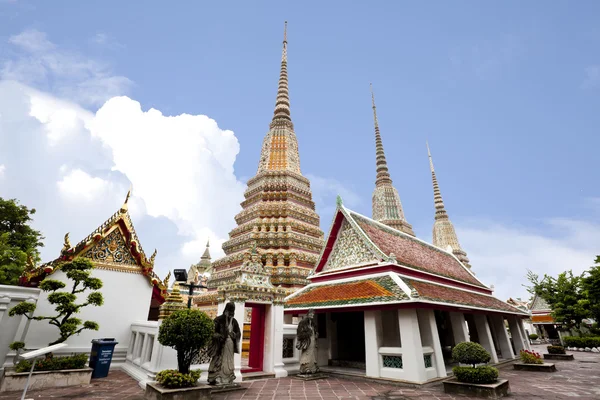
[0,1,598,301]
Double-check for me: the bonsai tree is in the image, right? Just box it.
[156,309,214,388]
[451,342,498,384]
[529,333,538,341]
[9,258,103,346]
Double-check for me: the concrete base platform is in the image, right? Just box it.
[208,382,244,393]
[514,363,556,372]
[0,367,92,392]
[544,353,574,361]
[443,378,510,399]
[144,382,211,400]
[293,372,328,381]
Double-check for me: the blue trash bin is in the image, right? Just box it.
[89,338,118,378]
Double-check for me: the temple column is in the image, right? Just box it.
[518,319,532,350]
[417,309,447,378]
[269,303,287,377]
[508,316,526,354]
[449,312,469,344]
[473,314,498,364]
[398,309,427,383]
[327,313,338,361]
[364,310,382,378]
[489,315,515,359]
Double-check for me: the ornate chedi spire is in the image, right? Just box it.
[188,239,211,283]
[370,84,415,236]
[209,22,324,293]
[427,142,471,268]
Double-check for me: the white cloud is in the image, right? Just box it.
[1,29,132,107]
[457,215,599,302]
[57,169,113,202]
[0,164,5,178]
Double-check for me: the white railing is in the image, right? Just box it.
[126,321,158,370]
[282,324,299,373]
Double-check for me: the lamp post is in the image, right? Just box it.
[173,269,207,309]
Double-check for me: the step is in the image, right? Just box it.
[242,371,276,381]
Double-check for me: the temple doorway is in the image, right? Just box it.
[241,303,266,373]
[330,311,366,369]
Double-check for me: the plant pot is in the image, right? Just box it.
[144,381,212,400]
[543,353,574,361]
[443,378,510,399]
[513,363,556,372]
[0,367,93,392]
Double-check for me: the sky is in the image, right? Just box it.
[0,1,598,302]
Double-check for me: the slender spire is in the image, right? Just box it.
[201,239,210,260]
[270,21,292,127]
[370,84,414,236]
[427,142,471,268]
[370,83,392,187]
[427,141,447,218]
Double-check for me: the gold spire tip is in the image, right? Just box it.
[283,21,287,42]
[370,83,376,108]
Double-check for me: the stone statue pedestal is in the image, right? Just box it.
[293,372,328,381]
[209,382,244,393]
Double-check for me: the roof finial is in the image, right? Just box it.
[271,21,292,127]
[336,195,343,207]
[120,185,132,213]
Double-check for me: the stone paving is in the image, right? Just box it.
[1,345,599,399]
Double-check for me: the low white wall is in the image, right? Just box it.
[0,285,41,372]
[23,269,153,365]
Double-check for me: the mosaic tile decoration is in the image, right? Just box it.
[282,337,294,358]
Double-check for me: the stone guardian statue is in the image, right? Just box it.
[207,302,241,385]
[296,308,319,375]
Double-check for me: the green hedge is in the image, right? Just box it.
[453,366,498,384]
[547,345,566,354]
[15,354,87,373]
[451,342,491,366]
[563,336,600,348]
[528,334,539,340]
[156,369,200,389]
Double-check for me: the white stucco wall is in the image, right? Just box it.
[24,269,153,365]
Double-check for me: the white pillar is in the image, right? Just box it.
[271,304,287,377]
[473,314,498,364]
[518,318,532,350]
[489,315,515,359]
[364,310,381,378]
[417,309,447,378]
[327,313,338,361]
[449,312,469,344]
[232,301,245,382]
[398,309,427,383]
[508,316,526,355]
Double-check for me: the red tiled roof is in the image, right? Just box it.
[285,275,408,309]
[408,279,523,313]
[350,212,483,287]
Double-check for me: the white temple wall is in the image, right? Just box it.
[24,269,153,365]
[0,285,41,372]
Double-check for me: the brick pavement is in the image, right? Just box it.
[1,345,598,399]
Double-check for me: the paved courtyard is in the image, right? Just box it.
[1,346,599,399]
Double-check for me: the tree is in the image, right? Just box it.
[0,198,44,285]
[9,258,104,346]
[581,257,600,324]
[158,309,214,374]
[526,269,589,330]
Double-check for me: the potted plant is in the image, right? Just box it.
[145,308,214,400]
[1,258,102,392]
[528,333,539,344]
[443,342,510,398]
[543,345,574,361]
[514,349,556,372]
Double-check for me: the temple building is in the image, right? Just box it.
[16,191,169,363]
[205,22,324,295]
[187,240,212,284]
[528,294,559,342]
[280,90,531,383]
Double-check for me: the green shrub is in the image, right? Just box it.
[452,366,498,384]
[156,369,201,389]
[547,345,566,354]
[14,353,87,373]
[9,342,25,351]
[519,350,543,364]
[563,336,600,348]
[158,309,214,374]
[528,334,539,340]
[452,342,491,367]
